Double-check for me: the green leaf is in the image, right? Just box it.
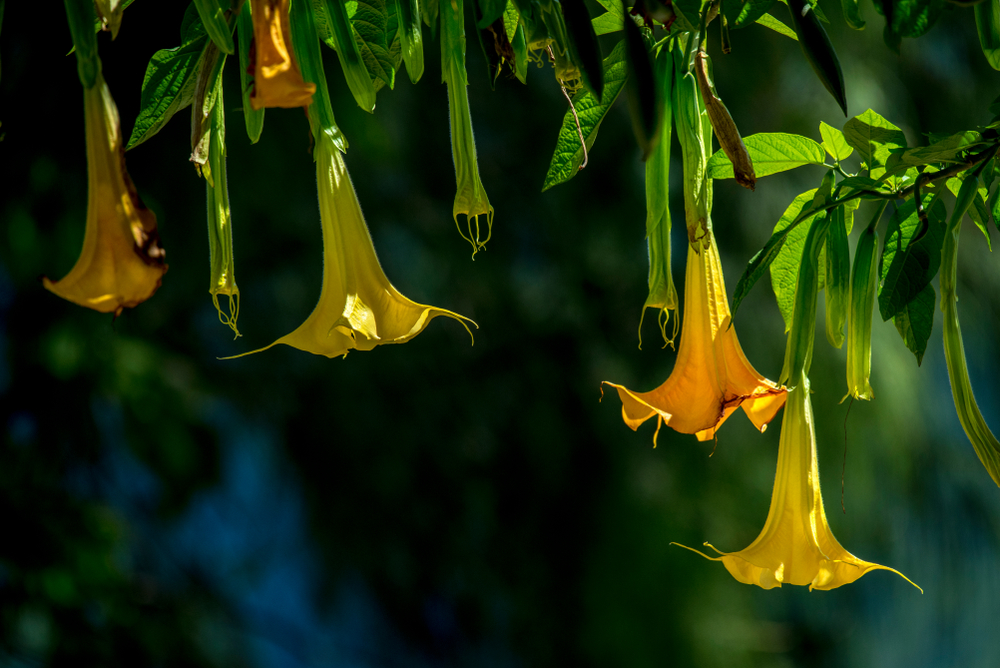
[841,0,865,30]
[875,0,946,53]
[707,132,825,180]
[843,108,906,168]
[317,0,378,110]
[592,9,623,35]
[978,0,1000,70]
[838,175,884,194]
[352,0,396,89]
[893,283,935,365]
[786,0,846,115]
[878,195,946,321]
[723,0,775,28]
[946,176,992,249]
[769,189,827,330]
[755,12,797,40]
[477,0,507,28]
[542,39,628,191]
[900,131,984,167]
[237,3,264,143]
[192,0,234,54]
[126,7,208,150]
[819,121,852,161]
[503,1,520,40]
[394,0,424,82]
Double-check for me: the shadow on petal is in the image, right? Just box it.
[43,75,168,316]
[603,234,785,443]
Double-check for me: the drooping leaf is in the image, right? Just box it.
[352,0,396,89]
[395,0,424,82]
[976,0,1000,70]
[786,0,846,115]
[769,188,827,330]
[893,283,935,365]
[542,39,628,190]
[875,0,946,53]
[819,120,852,161]
[477,0,507,28]
[946,176,992,249]
[755,12,797,40]
[707,132,825,180]
[843,108,906,169]
[126,5,208,150]
[878,195,946,322]
[897,131,984,167]
[316,0,378,110]
[592,5,624,35]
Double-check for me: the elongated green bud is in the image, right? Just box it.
[65,0,101,88]
[781,215,830,387]
[824,205,849,348]
[442,0,493,256]
[640,47,677,348]
[237,3,265,143]
[844,204,884,401]
[317,0,377,112]
[193,0,235,54]
[206,79,240,338]
[623,9,659,160]
[672,36,713,246]
[941,171,1000,487]
[291,0,348,152]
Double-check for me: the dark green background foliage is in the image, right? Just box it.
[2,1,1000,665]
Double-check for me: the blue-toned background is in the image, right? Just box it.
[2,1,999,665]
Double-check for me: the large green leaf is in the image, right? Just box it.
[707,132,825,180]
[878,195,946,322]
[126,6,208,150]
[893,283,935,365]
[976,0,1000,70]
[769,189,826,331]
[898,131,984,167]
[192,0,234,54]
[542,40,628,190]
[317,0,378,110]
[843,108,906,170]
[591,5,623,35]
[352,0,396,89]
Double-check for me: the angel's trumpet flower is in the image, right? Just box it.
[675,376,920,591]
[603,234,786,443]
[43,74,168,315]
[228,135,474,359]
[249,0,316,110]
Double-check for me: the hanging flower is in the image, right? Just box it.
[674,378,920,591]
[249,0,316,110]
[43,74,168,316]
[603,234,786,443]
[228,135,474,359]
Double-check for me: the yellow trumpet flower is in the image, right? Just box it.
[229,135,474,359]
[43,74,168,316]
[603,234,785,442]
[249,0,316,110]
[675,378,920,591]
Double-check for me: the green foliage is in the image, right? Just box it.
[623,11,659,160]
[542,40,628,190]
[723,0,776,29]
[64,0,101,88]
[236,4,264,143]
[786,0,846,115]
[562,0,604,101]
[192,0,234,55]
[893,283,935,365]
[352,0,397,91]
[126,5,207,150]
[875,0,946,53]
[754,12,798,40]
[316,0,378,111]
[843,108,906,176]
[877,195,946,322]
[976,0,1000,70]
[820,121,853,161]
[706,132,825,179]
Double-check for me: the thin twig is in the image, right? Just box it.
[548,45,588,170]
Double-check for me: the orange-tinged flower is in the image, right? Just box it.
[43,74,167,316]
[249,0,316,110]
[674,378,920,592]
[603,234,785,442]
[228,135,474,359]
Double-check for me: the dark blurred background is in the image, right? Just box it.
[3,1,1000,666]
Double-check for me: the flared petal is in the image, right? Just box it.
[43,75,168,315]
[676,379,920,592]
[249,0,316,110]
[228,136,474,359]
[604,235,784,442]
